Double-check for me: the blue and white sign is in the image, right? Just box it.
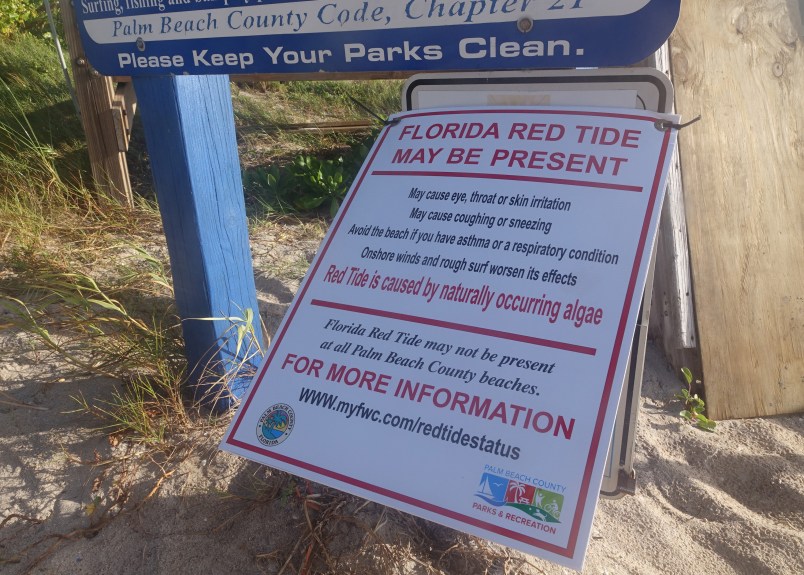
[75,0,680,76]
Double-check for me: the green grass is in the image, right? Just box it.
[0,33,88,183]
[0,31,401,445]
[1,247,187,442]
[235,79,394,216]
[233,79,401,127]
[233,79,400,168]
[0,33,188,444]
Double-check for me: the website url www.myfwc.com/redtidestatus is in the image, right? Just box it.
[297,387,522,460]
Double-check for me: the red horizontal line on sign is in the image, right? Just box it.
[311,299,596,356]
[371,170,643,193]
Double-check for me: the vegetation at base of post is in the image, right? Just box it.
[0,35,190,445]
[0,31,398,447]
[676,367,717,432]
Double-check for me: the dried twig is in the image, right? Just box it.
[276,535,305,575]
[0,390,49,411]
[0,514,44,530]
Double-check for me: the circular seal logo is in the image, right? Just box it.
[257,403,295,447]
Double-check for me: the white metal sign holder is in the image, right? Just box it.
[402,68,673,498]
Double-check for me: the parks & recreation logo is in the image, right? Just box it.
[257,403,295,447]
[474,472,564,524]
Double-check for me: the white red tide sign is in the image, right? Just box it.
[221,106,678,569]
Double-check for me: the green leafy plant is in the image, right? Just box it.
[242,164,296,214]
[288,138,372,216]
[0,0,49,37]
[290,154,349,216]
[245,140,371,216]
[676,367,716,432]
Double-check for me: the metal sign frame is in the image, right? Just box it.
[402,68,673,498]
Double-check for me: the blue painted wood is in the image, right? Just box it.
[132,74,263,412]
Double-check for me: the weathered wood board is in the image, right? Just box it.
[60,0,133,206]
[671,0,804,419]
[644,46,699,373]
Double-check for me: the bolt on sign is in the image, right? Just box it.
[221,106,679,569]
[74,0,680,76]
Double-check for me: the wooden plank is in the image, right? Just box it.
[671,0,804,419]
[239,120,374,134]
[111,82,137,152]
[132,75,264,411]
[60,0,133,206]
[642,45,699,372]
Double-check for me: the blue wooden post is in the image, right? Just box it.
[132,74,263,412]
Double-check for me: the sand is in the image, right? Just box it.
[1,226,802,574]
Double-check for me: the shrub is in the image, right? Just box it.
[0,0,51,37]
